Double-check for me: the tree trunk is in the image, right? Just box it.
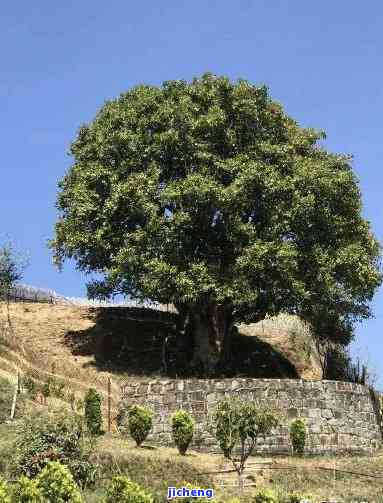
[182,300,234,376]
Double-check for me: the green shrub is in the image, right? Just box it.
[36,461,82,502]
[0,478,10,503]
[22,374,38,400]
[253,488,278,503]
[46,377,66,399]
[289,419,306,455]
[208,397,278,491]
[284,492,315,503]
[84,388,103,436]
[103,475,153,503]
[68,459,97,489]
[11,476,42,502]
[171,410,194,455]
[41,383,50,399]
[13,411,96,488]
[127,405,153,447]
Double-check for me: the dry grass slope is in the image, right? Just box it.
[0,302,322,397]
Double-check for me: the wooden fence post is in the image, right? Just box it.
[108,377,112,433]
[10,373,19,420]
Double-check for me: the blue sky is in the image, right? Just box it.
[1,1,382,387]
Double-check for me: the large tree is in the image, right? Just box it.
[50,74,382,375]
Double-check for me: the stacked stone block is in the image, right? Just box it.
[120,379,382,454]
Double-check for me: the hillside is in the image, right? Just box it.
[0,301,322,399]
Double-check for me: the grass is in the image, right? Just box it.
[0,412,382,502]
[0,302,322,387]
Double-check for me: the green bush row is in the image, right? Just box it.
[22,373,82,411]
[121,405,308,456]
[120,405,195,455]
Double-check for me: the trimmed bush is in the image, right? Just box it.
[35,461,82,503]
[84,388,103,436]
[171,410,194,455]
[127,405,153,447]
[253,488,278,503]
[289,419,306,455]
[11,476,42,503]
[0,478,10,503]
[103,475,153,503]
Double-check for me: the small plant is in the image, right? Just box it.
[22,375,38,400]
[84,388,103,436]
[12,476,42,502]
[208,397,278,492]
[284,492,315,503]
[68,391,76,411]
[171,410,194,455]
[48,377,66,399]
[68,459,97,489]
[127,405,153,447]
[289,418,306,455]
[253,488,278,503]
[103,475,153,503]
[0,478,10,503]
[41,383,50,400]
[35,461,82,503]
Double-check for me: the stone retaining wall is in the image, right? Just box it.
[120,378,382,454]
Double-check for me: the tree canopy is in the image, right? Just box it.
[50,73,382,375]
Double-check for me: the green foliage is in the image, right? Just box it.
[103,475,153,503]
[253,488,278,503]
[84,388,103,436]
[171,410,194,455]
[209,397,278,492]
[35,461,82,502]
[13,411,96,488]
[44,377,66,399]
[0,478,10,503]
[11,476,42,503]
[0,242,26,299]
[51,73,382,375]
[22,374,38,400]
[284,492,315,503]
[289,419,306,455]
[127,405,153,447]
[324,345,372,385]
[209,397,278,459]
[41,383,50,399]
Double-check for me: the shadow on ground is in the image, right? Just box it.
[63,307,298,379]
